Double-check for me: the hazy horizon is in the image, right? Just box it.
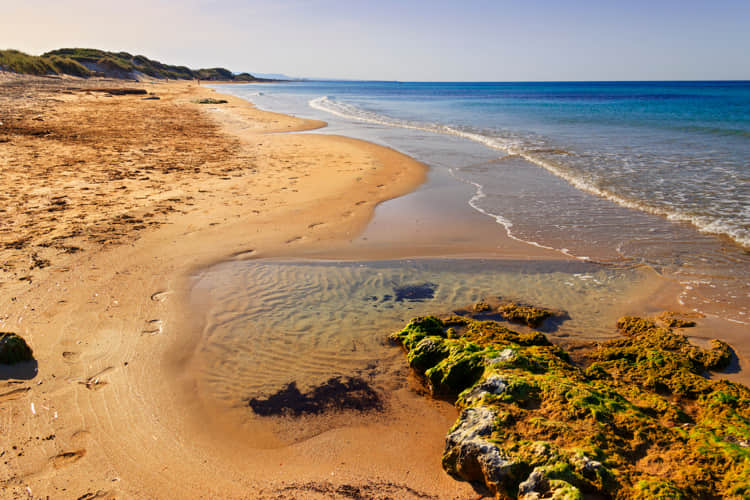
[6,0,750,81]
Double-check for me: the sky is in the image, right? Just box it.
[4,0,750,81]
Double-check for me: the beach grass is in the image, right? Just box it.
[1,48,259,81]
[0,49,91,77]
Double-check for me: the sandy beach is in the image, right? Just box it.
[2,74,748,499]
[0,74,478,498]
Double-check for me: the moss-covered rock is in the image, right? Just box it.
[0,332,34,364]
[657,311,697,329]
[390,313,749,499]
[498,303,555,328]
[473,301,493,313]
[615,316,657,336]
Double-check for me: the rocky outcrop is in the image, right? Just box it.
[442,407,515,495]
[390,309,750,499]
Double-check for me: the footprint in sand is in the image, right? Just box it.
[62,351,80,363]
[307,222,324,229]
[230,249,256,260]
[150,290,171,302]
[79,367,113,391]
[0,386,30,402]
[285,236,303,244]
[76,490,112,500]
[71,429,91,443]
[51,449,86,469]
[142,319,163,336]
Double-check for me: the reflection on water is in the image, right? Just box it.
[188,258,667,445]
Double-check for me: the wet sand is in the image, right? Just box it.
[1,73,746,499]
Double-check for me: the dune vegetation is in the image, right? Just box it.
[0,48,260,81]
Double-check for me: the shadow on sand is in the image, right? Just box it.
[0,360,38,380]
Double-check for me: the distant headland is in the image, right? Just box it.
[0,47,275,81]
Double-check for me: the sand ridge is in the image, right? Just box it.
[0,75,483,498]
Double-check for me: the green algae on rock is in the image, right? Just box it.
[0,332,34,364]
[498,303,555,328]
[389,309,749,499]
[656,311,698,329]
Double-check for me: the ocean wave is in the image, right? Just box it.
[309,96,749,249]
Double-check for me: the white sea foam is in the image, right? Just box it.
[309,96,750,249]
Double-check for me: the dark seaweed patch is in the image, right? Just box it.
[393,282,437,302]
[0,332,34,364]
[248,376,383,417]
[265,480,437,499]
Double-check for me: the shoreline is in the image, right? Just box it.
[1,75,746,498]
[0,76,463,498]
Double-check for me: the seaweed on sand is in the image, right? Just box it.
[393,282,437,302]
[248,376,383,417]
[194,98,228,105]
[0,332,34,364]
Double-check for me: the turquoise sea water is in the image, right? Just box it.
[214,81,750,323]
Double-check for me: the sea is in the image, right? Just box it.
[183,80,750,448]
[212,80,750,325]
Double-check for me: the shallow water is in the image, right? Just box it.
[188,257,669,443]
[214,81,750,324]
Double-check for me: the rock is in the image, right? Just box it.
[473,301,492,312]
[518,468,550,498]
[461,374,507,405]
[498,303,554,327]
[570,453,601,473]
[142,96,160,100]
[0,332,34,364]
[391,311,750,498]
[486,348,516,365]
[408,337,449,372]
[442,407,515,495]
[518,468,584,500]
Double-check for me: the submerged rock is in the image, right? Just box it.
[390,311,750,499]
[498,303,555,328]
[0,332,34,364]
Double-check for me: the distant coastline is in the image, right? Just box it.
[0,47,280,82]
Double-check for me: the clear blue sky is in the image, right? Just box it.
[5,0,750,81]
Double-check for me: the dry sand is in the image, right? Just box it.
[0,74,485,498]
